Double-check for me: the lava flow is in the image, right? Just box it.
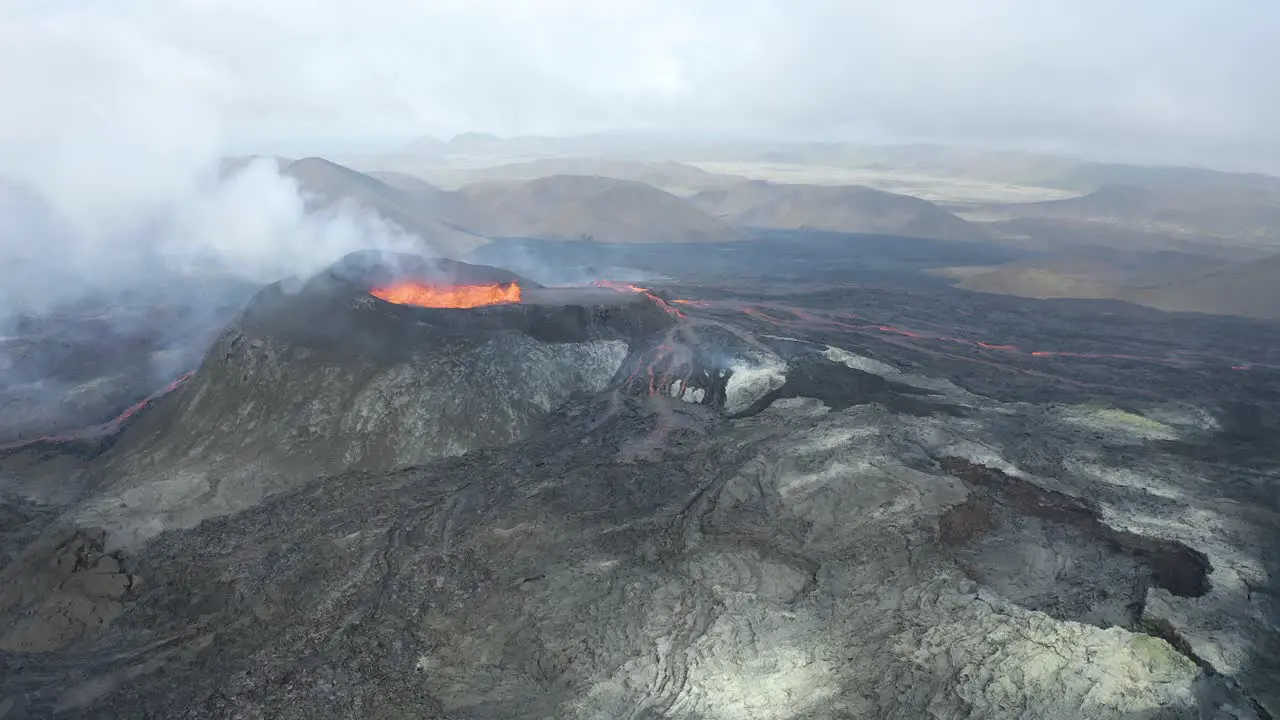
[0,370,195,455]
[687,298,1272,373]
[590,280,686,319]
[371,281,522,309]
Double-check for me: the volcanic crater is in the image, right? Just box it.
[73,251,681,548]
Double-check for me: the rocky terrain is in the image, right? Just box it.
[1,236,1277,718]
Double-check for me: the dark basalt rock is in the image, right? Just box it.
[938,457,1213,628]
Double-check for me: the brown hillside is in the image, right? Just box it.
[283,158,485,256]
[1126,254,1280,318]
[941,252,1280,319]
[976,185,1280,250]
[691,180,989,241]
[449,158,748,195]
[449,175,739,244]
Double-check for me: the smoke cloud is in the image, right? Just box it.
[0,5,427,318]
[0,7,431,440]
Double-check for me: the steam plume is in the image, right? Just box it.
[0,8,428,439]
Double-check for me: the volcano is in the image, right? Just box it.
[75,250,676,549]
[370,280,522,308]
[3,234,1279,719]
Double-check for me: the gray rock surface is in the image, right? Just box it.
[0,527,136,653]
[2,380,1273,718]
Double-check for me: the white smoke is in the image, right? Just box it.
[0,6,428,439]
[0,5,425,319]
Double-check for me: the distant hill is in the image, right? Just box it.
[381,133,1280,188]
[448,175,739,244]
[966,184,1280,253]
[282,158,485,256]
[345,156,748,195]
[939,251,1280,319]
[690,180,990,241]
[441,158,747,196]
[1126,254,1280,318]
[364,170,454,199]
[1050,163,1280,193]
[280,161,738,248]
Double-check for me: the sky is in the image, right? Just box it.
[1,0,1278,172]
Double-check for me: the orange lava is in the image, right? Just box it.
[590,280,686,318]
[370,281,522,308]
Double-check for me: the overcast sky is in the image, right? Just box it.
[1,0,1278,172]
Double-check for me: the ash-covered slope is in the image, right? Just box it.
[75,251,674,548]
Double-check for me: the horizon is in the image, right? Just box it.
[233,132,1280,184]
[4,1,1279,176]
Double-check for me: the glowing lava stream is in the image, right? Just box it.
[590,280,686,319]
[590,282,1267,373]
[707,299,1268,372]
[0,370,196,453]
[371,281,522,309]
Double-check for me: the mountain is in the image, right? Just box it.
[1051,162,1280,193]
[364,169,455,198]
[422,157,748,195]
[1126,254,1280,318]
[282,160,739,247]
[691,180,990,241]
[940,252,1280,319]
[383,134,1280,194]
[972,185,1280,253]
[282,158,485,256]
[448,174,740,244]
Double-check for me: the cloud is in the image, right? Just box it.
[4,0,1276,171]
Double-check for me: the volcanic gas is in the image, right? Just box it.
[371,281,522,309]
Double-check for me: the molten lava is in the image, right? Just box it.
[590,280,687,319]
[371,281,522,309]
